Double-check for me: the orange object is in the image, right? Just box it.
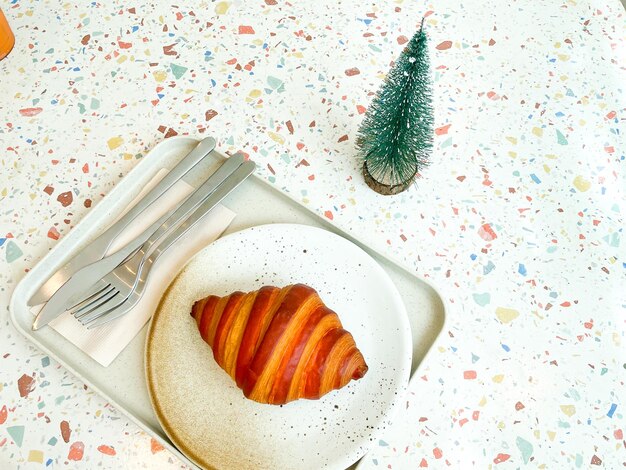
[0,9,15,61]
[191,284,369,405]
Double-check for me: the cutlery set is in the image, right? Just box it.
[31,137,255,331]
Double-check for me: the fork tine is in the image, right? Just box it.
[71,284,115,317]
[68,282,110,315]
[73,288,119,320]
[84,300,134,329]
[77,294,128,325]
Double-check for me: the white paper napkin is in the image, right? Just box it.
[31,169,236,367]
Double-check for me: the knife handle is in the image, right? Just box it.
[97,136,217,252]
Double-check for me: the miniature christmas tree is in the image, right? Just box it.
[357,19,433,195]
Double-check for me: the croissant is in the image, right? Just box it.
[190,283,368,405]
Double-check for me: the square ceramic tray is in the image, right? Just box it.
[9,136,447,469]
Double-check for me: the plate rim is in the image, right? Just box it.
[144,222,413,470]
[145,271,205,468]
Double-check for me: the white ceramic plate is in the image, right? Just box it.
[145,223,412,470]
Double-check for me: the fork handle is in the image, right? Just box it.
[135,153,246,263]
[141,161,256,280]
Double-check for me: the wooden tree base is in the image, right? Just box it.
[362,162,416,195]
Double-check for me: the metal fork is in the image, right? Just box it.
[72,159,255,327]
[66,153,249,319]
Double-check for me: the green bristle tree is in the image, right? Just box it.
[357,19,434,195]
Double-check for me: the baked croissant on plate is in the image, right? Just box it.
[190,284,368,405]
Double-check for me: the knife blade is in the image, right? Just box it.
[31,216,166,330]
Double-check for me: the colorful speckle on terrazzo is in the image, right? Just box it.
[1,0,624,468]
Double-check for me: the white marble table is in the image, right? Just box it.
[1,0,624,468]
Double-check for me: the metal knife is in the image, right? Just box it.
[28,137,217,306]
[32,153,247,330]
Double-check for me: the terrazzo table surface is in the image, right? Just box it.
[1,0,624,468]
